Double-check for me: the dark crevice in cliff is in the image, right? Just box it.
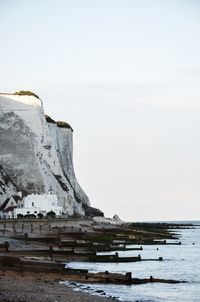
[62,172,82,204]
[53,174,69,192]
[0,164,19,191]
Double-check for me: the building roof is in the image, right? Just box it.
[3,206,17,213]
[0,198,10,211]
[12,195,21,202]
[0,195,21,211]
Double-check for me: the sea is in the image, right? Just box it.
[63,221,200,302]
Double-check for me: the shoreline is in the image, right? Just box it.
[0,219,188,302]
[0,273,118,302]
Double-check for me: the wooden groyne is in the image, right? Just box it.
[0,244,162,263]
[10,231,181,251]
[60,240,143,252]
[0,219,185,289]
[0,218,182,254]
[86,253,163,263]
[0,255,183,285]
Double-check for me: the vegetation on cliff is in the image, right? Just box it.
[45,115,73,131]
[56,121,73,131]
[14,90,40,99]
[45,115,56,124]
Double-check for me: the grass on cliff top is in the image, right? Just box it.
[14,90,39,99]
[56,121,73,131]
[45,115,73,131]
[45,115,56,124]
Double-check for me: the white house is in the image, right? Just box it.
[0,195,21,219]
[14,193,62,218]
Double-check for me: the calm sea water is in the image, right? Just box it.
[64,221,200,302]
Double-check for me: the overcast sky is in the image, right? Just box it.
[1,0,200,221]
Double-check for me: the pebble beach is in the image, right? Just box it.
[0,274,117,302]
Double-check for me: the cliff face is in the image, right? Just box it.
[0,93,89,215]
[0,164,18,201]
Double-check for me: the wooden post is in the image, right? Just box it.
[49,245,53,260]
[31,224,33,233]
[126,272,132,281]
[13,223,16,238]
[4,241,9,252]
[24,233,28,244]
[3,223,6,237]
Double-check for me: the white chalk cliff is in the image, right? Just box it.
[0,164,18,201]
[0,92,90,215]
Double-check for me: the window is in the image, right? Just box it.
[11,202,14,206]
[32,202,34,206]
[34,211,37,214]
[27,211,30,214]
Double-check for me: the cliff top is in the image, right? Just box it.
[0,92,73,131]
[45,115,73,131]
[0,91,40,99]
[0,91,42,110]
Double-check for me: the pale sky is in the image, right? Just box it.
[1,0,200,221]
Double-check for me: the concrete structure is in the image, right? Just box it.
[14,193,62,218]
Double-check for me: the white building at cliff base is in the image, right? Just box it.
[14,193,62,218]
